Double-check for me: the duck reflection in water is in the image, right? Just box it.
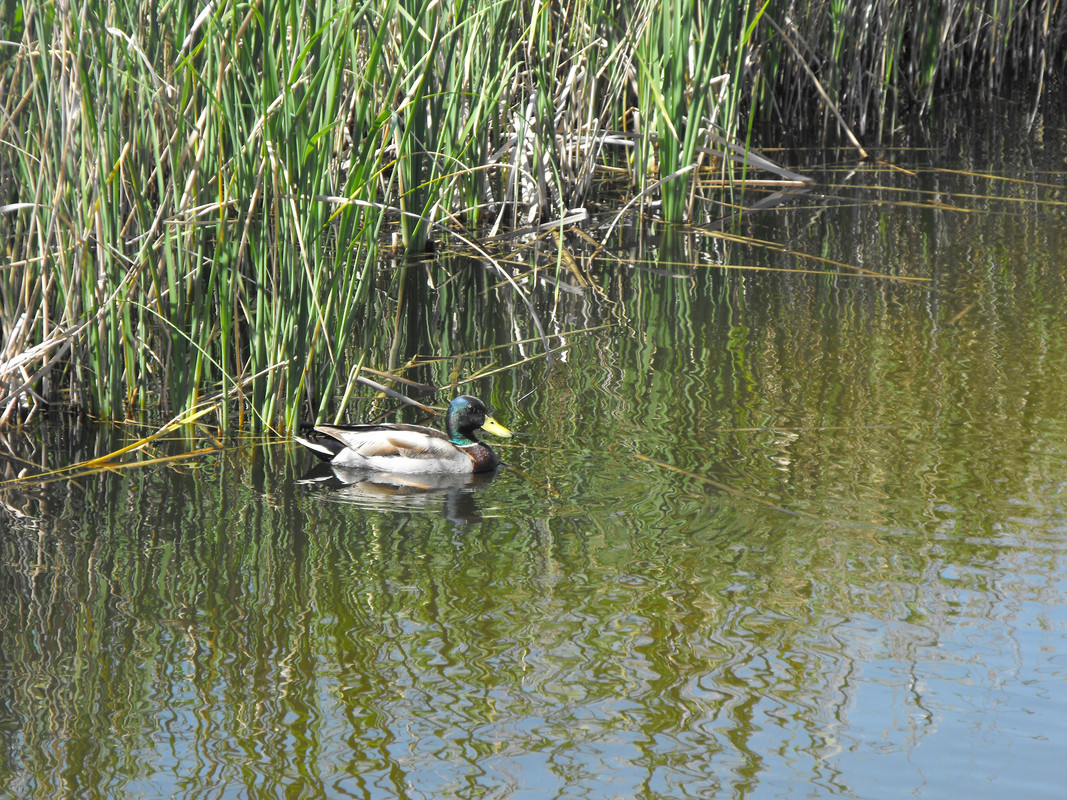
[299,462,497,524]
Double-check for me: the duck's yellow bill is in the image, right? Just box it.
[481,415,512,438]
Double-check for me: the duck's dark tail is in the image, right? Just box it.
[294,432,345,462]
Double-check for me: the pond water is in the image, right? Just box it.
[2,108,1067,799]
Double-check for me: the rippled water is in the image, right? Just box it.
[2,111,1067,798]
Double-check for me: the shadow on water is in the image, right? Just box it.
[2,102,1067,799]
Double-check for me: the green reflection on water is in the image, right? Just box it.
[3,126,1067,799]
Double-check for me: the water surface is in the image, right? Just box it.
[2,110,1066,799]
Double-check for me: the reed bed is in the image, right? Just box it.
[1,0,1062,432]
[0,0,761,431]
[748,0,1066,143]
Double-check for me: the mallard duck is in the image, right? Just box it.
[295,395,512,474]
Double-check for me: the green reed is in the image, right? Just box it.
[1,0,1062,430]
[749,0,1065,142]
[1,0,385,430]
[0,0,757,429]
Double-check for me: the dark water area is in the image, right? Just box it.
[2,104,1066,798]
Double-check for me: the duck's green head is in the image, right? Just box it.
[446,395,512,445]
